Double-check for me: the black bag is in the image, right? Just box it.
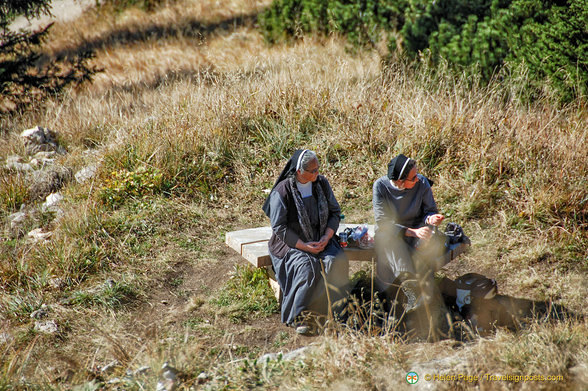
[445,222,470,245]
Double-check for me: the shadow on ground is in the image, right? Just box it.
[39,12,260,65]
[339,274,582,342]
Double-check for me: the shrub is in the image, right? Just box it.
[99,166,164,208]
[260,0,588,103]
[260,0,406,47]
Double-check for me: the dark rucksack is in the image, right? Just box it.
[455,273,498,310]
[445,222,471,246]
[440,273,502,331]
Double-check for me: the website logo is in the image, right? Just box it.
[406,371,419,384]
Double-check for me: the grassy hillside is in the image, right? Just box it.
[0,0,586,389]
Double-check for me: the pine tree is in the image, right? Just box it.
[1,0,97,114]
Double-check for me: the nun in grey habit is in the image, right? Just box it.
[262,149,349,329]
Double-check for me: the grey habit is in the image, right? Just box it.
[267,176,349,325]
[372,174,438,290]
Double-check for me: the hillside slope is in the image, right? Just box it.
[0,1,586,390]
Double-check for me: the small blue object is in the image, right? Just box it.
[350,225,368,241]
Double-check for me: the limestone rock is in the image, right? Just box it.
[30,305,50,319]
[9,211,27,231]
[34,319,59,334]
[27,228,52,242]
[75,164,98,183]
[27,166,72,202]
[20,126,66,155]
[156,362,179,391]
[5,155,33,172]
[43,192,64,210]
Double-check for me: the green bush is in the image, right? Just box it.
[99,166,164,208]
[260,0,407,47]
[260,0,588,103]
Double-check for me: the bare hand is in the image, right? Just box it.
[305,241,324,254]
[317,235,330,249]
[410,226,433,240]
[427,214,445,226]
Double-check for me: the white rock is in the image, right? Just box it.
[197,372,208,384]
[30,305,49,319]
[20,126,66,155]
[21,126,46,144]
[156,362,179,391]
[5,155,33,172]
[27,228,52,242]
[75,165,98,183]
[0,332,13,344]
[44,192,64,208]
[48,277,65,289]
[9,212,27,230]
[33,151,57,160]
[134,366,151,376]
[100,360,120,374]
[34,320,59,334]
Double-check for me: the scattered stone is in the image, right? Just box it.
[29,151,56,169]
[5,155,33,172]
[27,166,72,202]
[156,362,179,391]
[9,211,27,231]
[0,332,13,344]
[260,346,309,364]
[43,192,64,209]
[75,164,98,183]
[20,126,66,155]
[30,305,49,319]
[134,366,151,376]
[27,228,52,242]
[197,372,209,384]
[34,320,59,334]
[48,277,66,290]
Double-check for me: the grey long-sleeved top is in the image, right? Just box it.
[372,174,438,238]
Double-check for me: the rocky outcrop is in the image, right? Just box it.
[20,126,67,156]
[28,166,72,202]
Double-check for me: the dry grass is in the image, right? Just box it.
[0,0,586,389]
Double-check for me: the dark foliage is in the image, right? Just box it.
[1,0,98,115]
[260,0,588,103]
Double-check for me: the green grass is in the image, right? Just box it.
[212,265,280,323]
[0,0,585,389]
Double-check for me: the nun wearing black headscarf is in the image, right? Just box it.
[263,149,349,333]
[373,154,447,324]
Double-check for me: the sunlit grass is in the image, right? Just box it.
[0,0,585,389]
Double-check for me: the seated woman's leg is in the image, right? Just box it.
[273,249,326,326]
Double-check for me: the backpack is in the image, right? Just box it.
[455,273,498,311]
[445,222,470,246]
[440,273,504,333]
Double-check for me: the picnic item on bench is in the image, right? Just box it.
[339,224,374,249]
